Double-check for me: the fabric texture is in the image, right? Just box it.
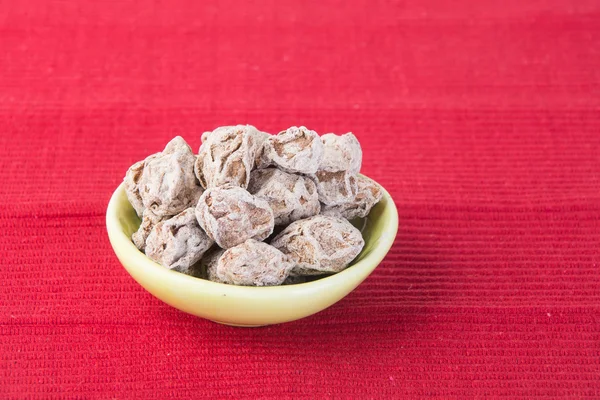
[1,1,599,398]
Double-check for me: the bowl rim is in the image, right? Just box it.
[106,174,399,297]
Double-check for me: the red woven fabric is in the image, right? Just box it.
[2,1,599,398]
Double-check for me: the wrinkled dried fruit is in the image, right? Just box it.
[201,125,269,144]
[271,215,364,276]
[248,168,320,226]
[127,136,203,221]
[203,248,227,283]
[124,125,375,286]
[319,132,362,174]
[252,130,271,167]
[195,185,274,248]
[257,126,323,174]
[131,209,166,252]
[195,125,266,189]
[214,240,293,286]
[145,208,214,273]
[321,175,383,219]
[124,159,152,218]
[311,170,358,206]
[125,137,202,251]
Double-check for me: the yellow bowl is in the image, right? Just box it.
[106,175,398,327]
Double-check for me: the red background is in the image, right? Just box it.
[1,0,600,398]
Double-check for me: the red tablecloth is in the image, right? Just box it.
[2,1,599,398]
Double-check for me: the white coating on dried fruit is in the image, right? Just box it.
[124,159,151,218]
[214,240,293,286]
[319,132,362,174]
[195,125,265,189]
[311,170,358,206]
[270,215,364,276]
[132,209,166,252]
[202,248,227,283]
[247,168,320,226]
[321,175,383,219]
[252,129,271,167]
[195,185,274,249]
[123,126,373,286]
[129,136,203,220]
[257,126,323,174]
[125,137,202,251]
[145,208,214,273]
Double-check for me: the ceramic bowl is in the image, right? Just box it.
[106,175,398,327]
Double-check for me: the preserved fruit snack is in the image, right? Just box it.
[248,168,320,225]
[213,240,293,286]
[311,170,358,206]
[319,132,362,174]
[195,125,266,189]
[145,208,214,273]
[271,215,364,276]
[195,185,274,249]
[321,175,383,219]
[257,126,323,174]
